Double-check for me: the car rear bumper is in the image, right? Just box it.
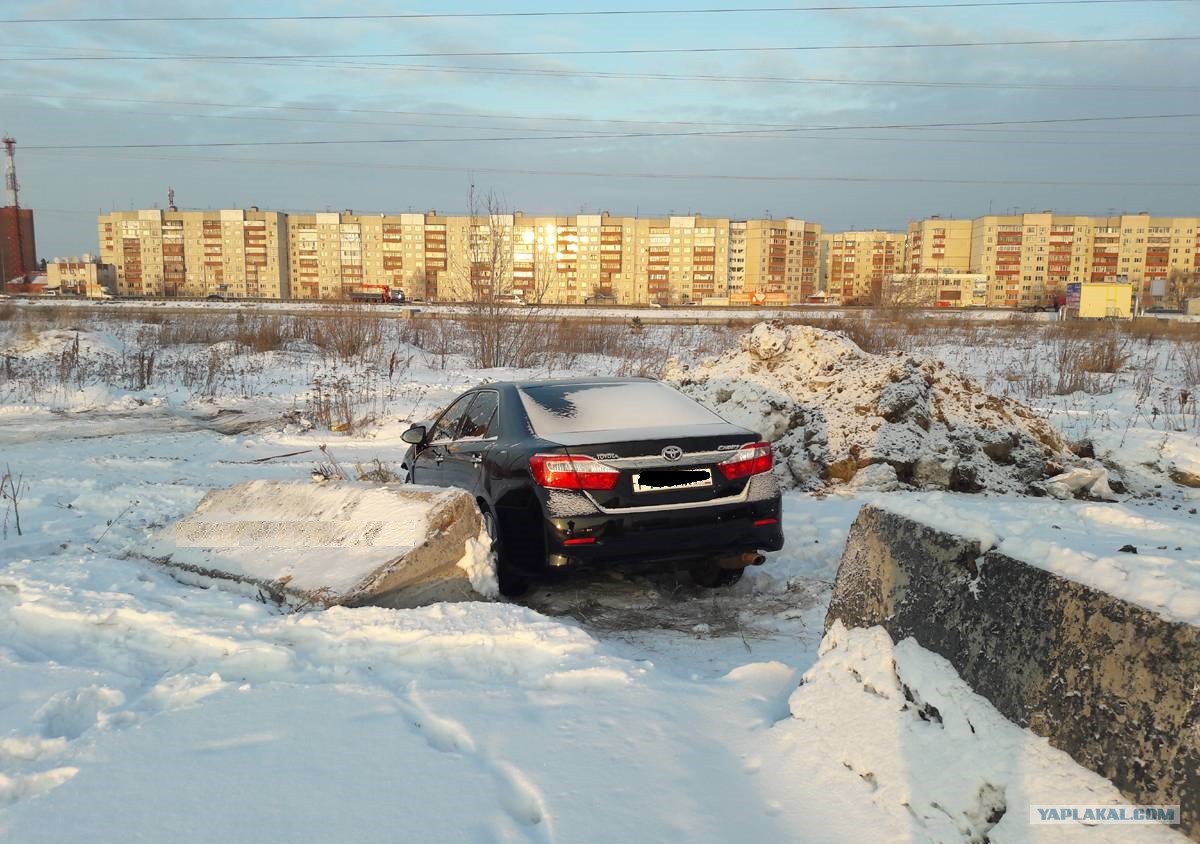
[539,492,783,571]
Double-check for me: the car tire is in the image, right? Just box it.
[689,560,745,588]
[481,506,530,598]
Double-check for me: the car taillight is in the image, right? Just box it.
[716,442,773,480]
[529,454,620,491]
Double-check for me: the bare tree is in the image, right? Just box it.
[1163,268,1199,310]
[450,187,558,368]
[874,274,936,309]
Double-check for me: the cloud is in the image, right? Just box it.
[6,0,1199,256]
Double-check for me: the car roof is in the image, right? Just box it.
[489,376,656,390]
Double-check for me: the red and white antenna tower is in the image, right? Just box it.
[2,136,18,208]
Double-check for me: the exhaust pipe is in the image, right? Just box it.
[717,552,766,569]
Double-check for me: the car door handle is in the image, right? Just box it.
[471,454,484,466]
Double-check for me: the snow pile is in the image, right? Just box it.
[665,322,1086,494]
[455,527,500,599]
[763,622,1185,843]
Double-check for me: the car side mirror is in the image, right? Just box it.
[401,424,427,445]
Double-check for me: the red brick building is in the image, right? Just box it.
[0,205,36,282]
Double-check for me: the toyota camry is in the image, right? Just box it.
[400,377,783,595]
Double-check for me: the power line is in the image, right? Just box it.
[12,43,1199,90]
[28,148,1200,188]
[21,111,1200,151]
[10,92,1200,139]
[258,57,1200,92]
[10,100,1200,147]
[6,54,1200,92]
[3,35,1198,62]
[0,0,1186,24]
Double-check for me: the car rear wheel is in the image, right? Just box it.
[689,560,745,588]
[481,506,530,598]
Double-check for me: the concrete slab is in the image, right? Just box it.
[147,480,490,609]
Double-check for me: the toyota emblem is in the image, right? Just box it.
[661,445,683,461]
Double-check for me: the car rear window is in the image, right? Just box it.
[518,382,724,435]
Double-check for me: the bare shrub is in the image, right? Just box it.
[158,317,228,346]
[1179,340,1200,391]
[1,465,26,538]
[355,459,404,483]
[792,315,909,355]
[57,330,82,387]
[1077,334,1130,374]
[307,309,383,360]
[308,376,355,431]
[541,319,627,366]
[235,314,295,353]
[306,375,383,432]
[1035,335,1124,396]
[127,347,155,390]
[312,444,347,481]
[180,346,230,398]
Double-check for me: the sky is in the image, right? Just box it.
[3,0,1199,258]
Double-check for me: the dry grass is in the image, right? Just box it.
[1179,341,1200,391]
[235,314,296,353]
[307,309,383,359]
[156,318,229,346]
[354,459,404,483]
[1075,334,1130,374]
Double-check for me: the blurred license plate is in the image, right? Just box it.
[632,469,712,493]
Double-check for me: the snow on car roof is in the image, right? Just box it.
[518,380,726,435]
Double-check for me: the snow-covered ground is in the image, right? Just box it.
[0,309,1194,842]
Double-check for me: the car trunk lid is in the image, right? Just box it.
[534,424,762,508]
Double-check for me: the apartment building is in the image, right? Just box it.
[98,209,289,298]
[46,255,116,298]
[96,209,822,304]
[904,217,972,274]
[730,219,821,304]
[820,230,906,305]
[285,212,436,300]
[971,212,1200,308]
[281,211,643,304]
[510,214,642,304]
[627,215,727,304]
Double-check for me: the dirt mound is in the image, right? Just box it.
[665,322,1090,495]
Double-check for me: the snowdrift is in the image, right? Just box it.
[148,480,497,608]
[665,322,1101,495]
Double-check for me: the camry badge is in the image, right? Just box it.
[661,445,683,461]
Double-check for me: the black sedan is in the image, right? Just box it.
[400,378,784,595]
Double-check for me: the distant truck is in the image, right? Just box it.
[349,286,406,304]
